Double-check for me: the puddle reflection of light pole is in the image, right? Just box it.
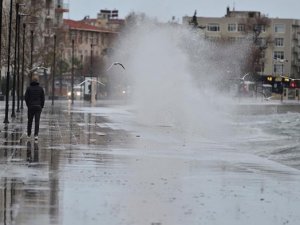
[26,141,32,162]
[33,142,39,162]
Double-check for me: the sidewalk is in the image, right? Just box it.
[0,100,130,225]
[0,99,299,225]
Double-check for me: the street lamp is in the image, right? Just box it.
[30,29,34,79]
[52,34,56,106]
[71,38,75,104]
[21,23,26,110]
[16,13,30,112]
[11,3,25,117]
[90,39,97,102]
[58,43,64,96]
[11,3,19,117]
[4,0,14,123]
[0,0,3,72]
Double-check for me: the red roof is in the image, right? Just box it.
[64,19,117,34]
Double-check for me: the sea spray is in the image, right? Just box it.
[109,18,250,140]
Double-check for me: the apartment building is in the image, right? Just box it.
[63,19,118,70]
[27,0,68,48]
[81,9,125,32]
[183,7,300,79]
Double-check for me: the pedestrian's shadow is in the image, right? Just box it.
[26,141,39,164]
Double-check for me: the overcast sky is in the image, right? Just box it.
[66,0,300,22]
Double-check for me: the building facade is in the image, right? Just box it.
[183,7,300,79]
[63,19,118,72]
[81,9,125,32]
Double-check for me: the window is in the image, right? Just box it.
[274,51,284,60]
[254,24,266,33]
[275,38,284,47]
[238,24,245,32]
[273,64,283,74]
[275,24,285,33]
[207,23,220,32]
[228,24,236,32]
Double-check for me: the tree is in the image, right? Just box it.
[239,14,272,76]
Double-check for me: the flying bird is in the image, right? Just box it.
[106,62,125,71]
[240,73,250,81]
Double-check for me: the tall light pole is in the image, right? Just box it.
[21,23,26,110]
[11,3,19,117]
[52,34,56,106]
[4,0,13,124]
[12,3,25,117]
[90,39,97,103]
[16,13,28,112]
[71,38,74,104]
[0,0,3,73]
[30,29,34,80]
[16,13,21,113]
[16,13,29,112]
[59,44,64,96]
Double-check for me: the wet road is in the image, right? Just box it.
[0,100,299,225]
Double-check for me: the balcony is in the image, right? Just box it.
[55,3,69,13]
[293,46,299,53]
[293,33,299,40]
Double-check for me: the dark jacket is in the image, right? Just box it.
[25,81,45,108]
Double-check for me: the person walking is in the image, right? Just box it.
[25,74,45,141]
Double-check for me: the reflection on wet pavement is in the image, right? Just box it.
[0,101,299,225]
[0,101,132,225]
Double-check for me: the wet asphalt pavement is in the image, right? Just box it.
[0,100,133,225]
[0,100,299,225]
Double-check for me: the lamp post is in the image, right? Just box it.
[16,13,30,112]
[21,23,26,110]
[16,13,27,113]
[30,29,34,80]
[4,0,13,123]
[0,0,3,71]
[90,40,97,103]
[16,13,21,113]
[71,39,74,104]
[12,3,25,117]
[59,44,63,96]
[11,3,19,117]
[281,63,284,102]
[52,34,56,106]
